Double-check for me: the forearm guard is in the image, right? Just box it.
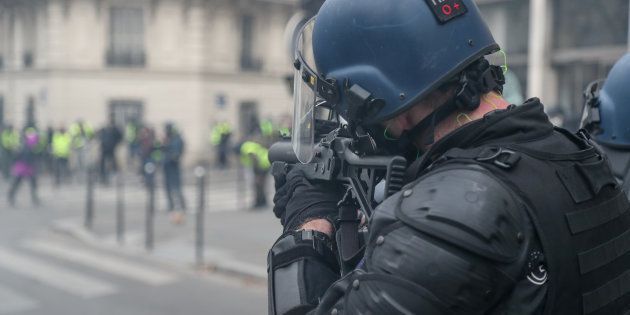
[268,230,340,315]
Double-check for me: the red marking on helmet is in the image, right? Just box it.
[442,4,452,15]
[454,3,460,9]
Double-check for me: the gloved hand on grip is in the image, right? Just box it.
[273,168,343,232]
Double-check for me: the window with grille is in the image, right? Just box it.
[107,7,146,67]
[109,99,144,127]
[554,0,629,49]
[240,14,262,71]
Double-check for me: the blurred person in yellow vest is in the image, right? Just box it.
[261,117,291,145]
[210,121,232,169]
[277,113,292,139]
[260,118,282,147]
[240,139,270,209]
[1,124,20,180]
[260,119,274,138]
[52,127,72,185]
[278,126,291,139]
[69,119,94,176]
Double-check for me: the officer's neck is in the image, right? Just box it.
[415,91,511,150]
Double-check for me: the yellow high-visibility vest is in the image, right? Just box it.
[69,122,94,148]
[210,123,232,145]
[240,141,270,170]
[52,132,72,158]
[260,120,274,138]
[1,130,20,151]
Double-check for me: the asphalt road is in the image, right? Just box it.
[0,174,268,315]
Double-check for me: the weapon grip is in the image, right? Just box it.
[271,161,291,188]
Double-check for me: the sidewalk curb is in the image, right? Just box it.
[50,218,268,282]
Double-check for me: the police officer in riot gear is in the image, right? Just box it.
[269,0,630,314]
[581,53,630,197]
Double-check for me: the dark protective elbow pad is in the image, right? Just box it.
[268,230,340,315]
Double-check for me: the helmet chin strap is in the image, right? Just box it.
[397,59,505,151]
[401,97,460,148]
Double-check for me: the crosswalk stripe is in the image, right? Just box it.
[23,239,178,286]
[0,284,38,314]
[0,248,116,298]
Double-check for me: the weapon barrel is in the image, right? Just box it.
[268,141,299,163]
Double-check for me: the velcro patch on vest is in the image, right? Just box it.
[583,270,630,314]
[424,0,467,24]
[578,225,630,275]
[565,191,630,235]
[557,165,594,203]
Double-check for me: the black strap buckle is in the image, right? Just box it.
[297,229,335,254]
[577,128,592,141]
[476,147,521,169]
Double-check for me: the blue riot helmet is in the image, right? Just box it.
[581,53,630,149]
[292,0,505,163]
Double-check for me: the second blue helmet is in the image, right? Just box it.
[582,53,630,148]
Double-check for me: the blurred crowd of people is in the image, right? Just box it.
[0,111,290,212]
[0,120,97,207]
[0,116,188,211]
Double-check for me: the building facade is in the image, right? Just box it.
[1,0,629,165]
[477,0,630,127]
[0,0,297,165]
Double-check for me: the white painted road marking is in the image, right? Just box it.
[0,284,38,314]
[23,239,177,286]
[0,247,116,298]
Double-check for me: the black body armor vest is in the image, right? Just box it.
[435,128,630,315]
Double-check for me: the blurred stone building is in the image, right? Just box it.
[478,0,629,129]
[1,0,629,165]
[0,0,296,165]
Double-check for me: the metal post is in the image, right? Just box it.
[116,172,125,245]
[236,162,245,210]
[145,162,156,251]
[84,168,94,229]
[195,166,206,266]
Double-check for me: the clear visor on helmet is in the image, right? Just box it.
[292,18,318,164]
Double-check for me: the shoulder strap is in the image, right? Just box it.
[623,167,630,199]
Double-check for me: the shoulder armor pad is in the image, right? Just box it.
[396,167,526,263]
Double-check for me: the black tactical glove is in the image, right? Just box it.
[273,168,343,232]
